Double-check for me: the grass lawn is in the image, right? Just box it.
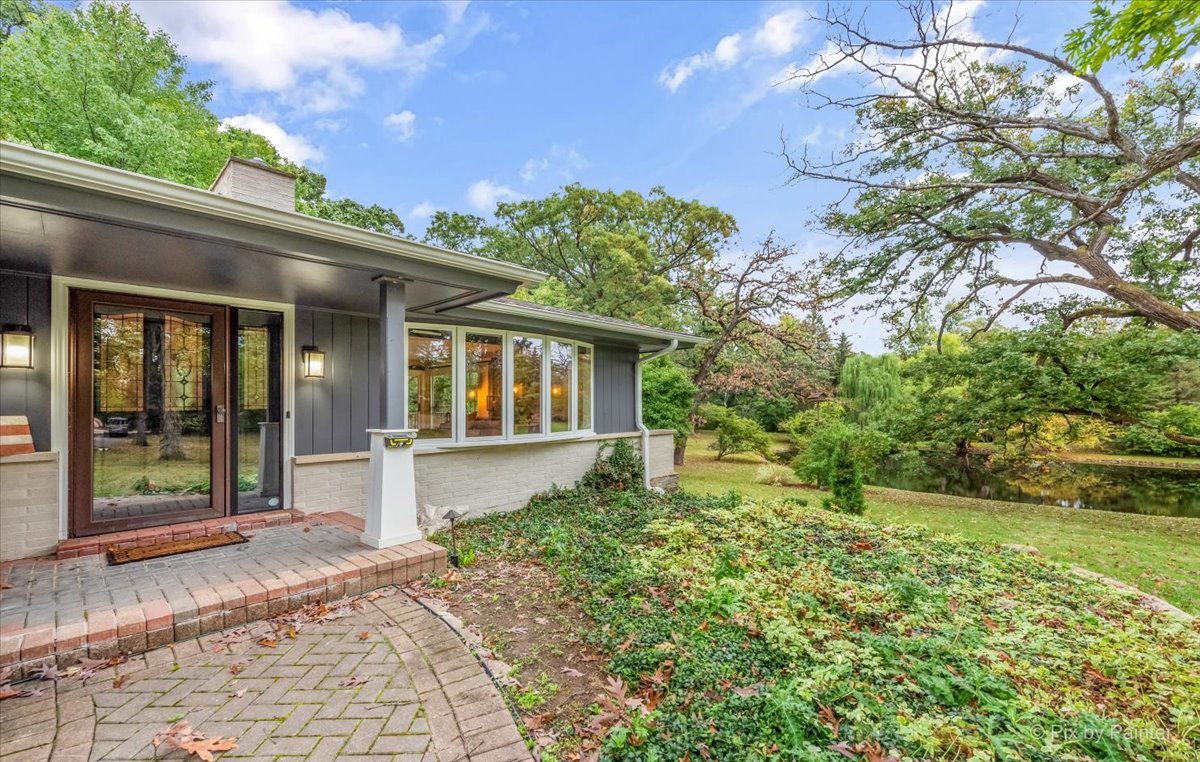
[438,460,1200,761]
[681,432,1200,613]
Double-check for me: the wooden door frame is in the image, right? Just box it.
[69,289,230,537]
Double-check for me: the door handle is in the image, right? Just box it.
[215,404,227,424]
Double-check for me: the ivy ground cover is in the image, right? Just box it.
[457,487,1200,761]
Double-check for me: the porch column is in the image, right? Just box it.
[361,276,421,549]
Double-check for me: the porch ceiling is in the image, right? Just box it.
[0,143,542,314]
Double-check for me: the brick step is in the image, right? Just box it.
[55,510,303,559]
[0,539,447,680]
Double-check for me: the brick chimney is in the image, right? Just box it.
[209,157,296,212]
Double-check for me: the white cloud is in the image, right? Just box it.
[659,9,809,92]
[753,9,804,56]
[313,118,345,133]
[443,0,471,25]
[219,114,323,164]
[131,1,444,112]
[410,201,437,218]
[519,145,590,184]
[383,110,417,142]
[466,179,524,212]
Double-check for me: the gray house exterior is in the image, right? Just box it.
[0,143,698,562]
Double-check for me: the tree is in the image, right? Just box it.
[901,323,1200,453]
[0,2,406,235]
[675,235,815,463]
[710,413,773,461]
[424,185,737,325]
[838,354,902,426]
[785,1,1200,339]
[1065,0,1200,73]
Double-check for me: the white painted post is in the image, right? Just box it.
[361,428,422,548]
[362,275,420,549]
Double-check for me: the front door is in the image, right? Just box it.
[70,290,230,536]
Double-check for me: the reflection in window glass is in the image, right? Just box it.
[550,341,572,433]
[465,333,503,438]
[577,345,592,430]
[408,328,453,439]
[512,336,542,435]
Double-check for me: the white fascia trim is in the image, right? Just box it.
[0,141,545,286]
[469,300,704,347]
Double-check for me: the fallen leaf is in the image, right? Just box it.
[340,676,368,687]
[112,674,128,689]
[230,662,246,676]
[230,688,246,698]
[506,626,528,635]
[256,638,277,649]
[357,631,370,641]
[561,667,584,678]
[181,736,238,761]
[303,525,311,533]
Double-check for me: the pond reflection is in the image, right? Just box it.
[871,452,1200,518]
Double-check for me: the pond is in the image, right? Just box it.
[869,452,1200,518]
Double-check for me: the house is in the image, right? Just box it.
[0,142,699,562]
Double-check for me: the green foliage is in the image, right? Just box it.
[455,487,1200,761]
[789,409,894,486]
[838,354,902,425]
[640,360,697,444]
[1116,404,1200,457]
[827,436,866,515]
[710,413,772,461]
[695,402,733,430]
[579,438,644,492]
[0,2,406,235]
[424,185,736,325]
[1065,0,1200,72]
[901,324,1200,454]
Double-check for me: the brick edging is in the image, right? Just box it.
[0,540,447,680]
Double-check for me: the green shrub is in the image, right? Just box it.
[696,402,734,430]
[580,437,644,491]
[792,419,894,485]
[1115,404,1200,457]
[827,435,866,515]
[754,463,798,486]
[710,413,772,461]
[641,360,697,445]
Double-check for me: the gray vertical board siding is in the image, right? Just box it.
[594,344,638,434]
[293,308,315,456]
[294,307,381,455]
[0,272,52,450]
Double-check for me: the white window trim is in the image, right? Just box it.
[407,324,594,448]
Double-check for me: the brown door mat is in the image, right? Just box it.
[107,531,248,565]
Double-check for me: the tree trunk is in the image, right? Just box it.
[674,438,687,466]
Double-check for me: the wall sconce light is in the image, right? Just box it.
[301,345,325,378]
[0,324,34,369]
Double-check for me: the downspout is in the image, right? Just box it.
[635,339,678,489]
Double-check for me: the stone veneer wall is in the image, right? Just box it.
[0,452,60,562]
[290,431,676,520]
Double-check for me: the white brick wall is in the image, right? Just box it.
[291,431,678,520]
[0,452,60,561]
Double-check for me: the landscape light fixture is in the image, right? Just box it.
[301,345,325,379]
[443,508,463,567]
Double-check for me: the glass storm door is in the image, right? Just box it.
[70,291,228,536]
[232,309,283,514]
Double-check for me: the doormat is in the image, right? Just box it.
[107,531,248,565]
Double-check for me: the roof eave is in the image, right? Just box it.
[469,299,705,349]
[0,141,546,287]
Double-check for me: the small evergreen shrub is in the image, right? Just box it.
[754,463,798,486]
[827,435,866,515]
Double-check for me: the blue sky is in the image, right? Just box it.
[128,0,1100,351]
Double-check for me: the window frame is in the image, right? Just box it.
[406,323,594,447]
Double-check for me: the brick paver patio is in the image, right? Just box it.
[0,588,530,761]
[1,520,445,678]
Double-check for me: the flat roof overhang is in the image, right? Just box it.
[0,142,544,313]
